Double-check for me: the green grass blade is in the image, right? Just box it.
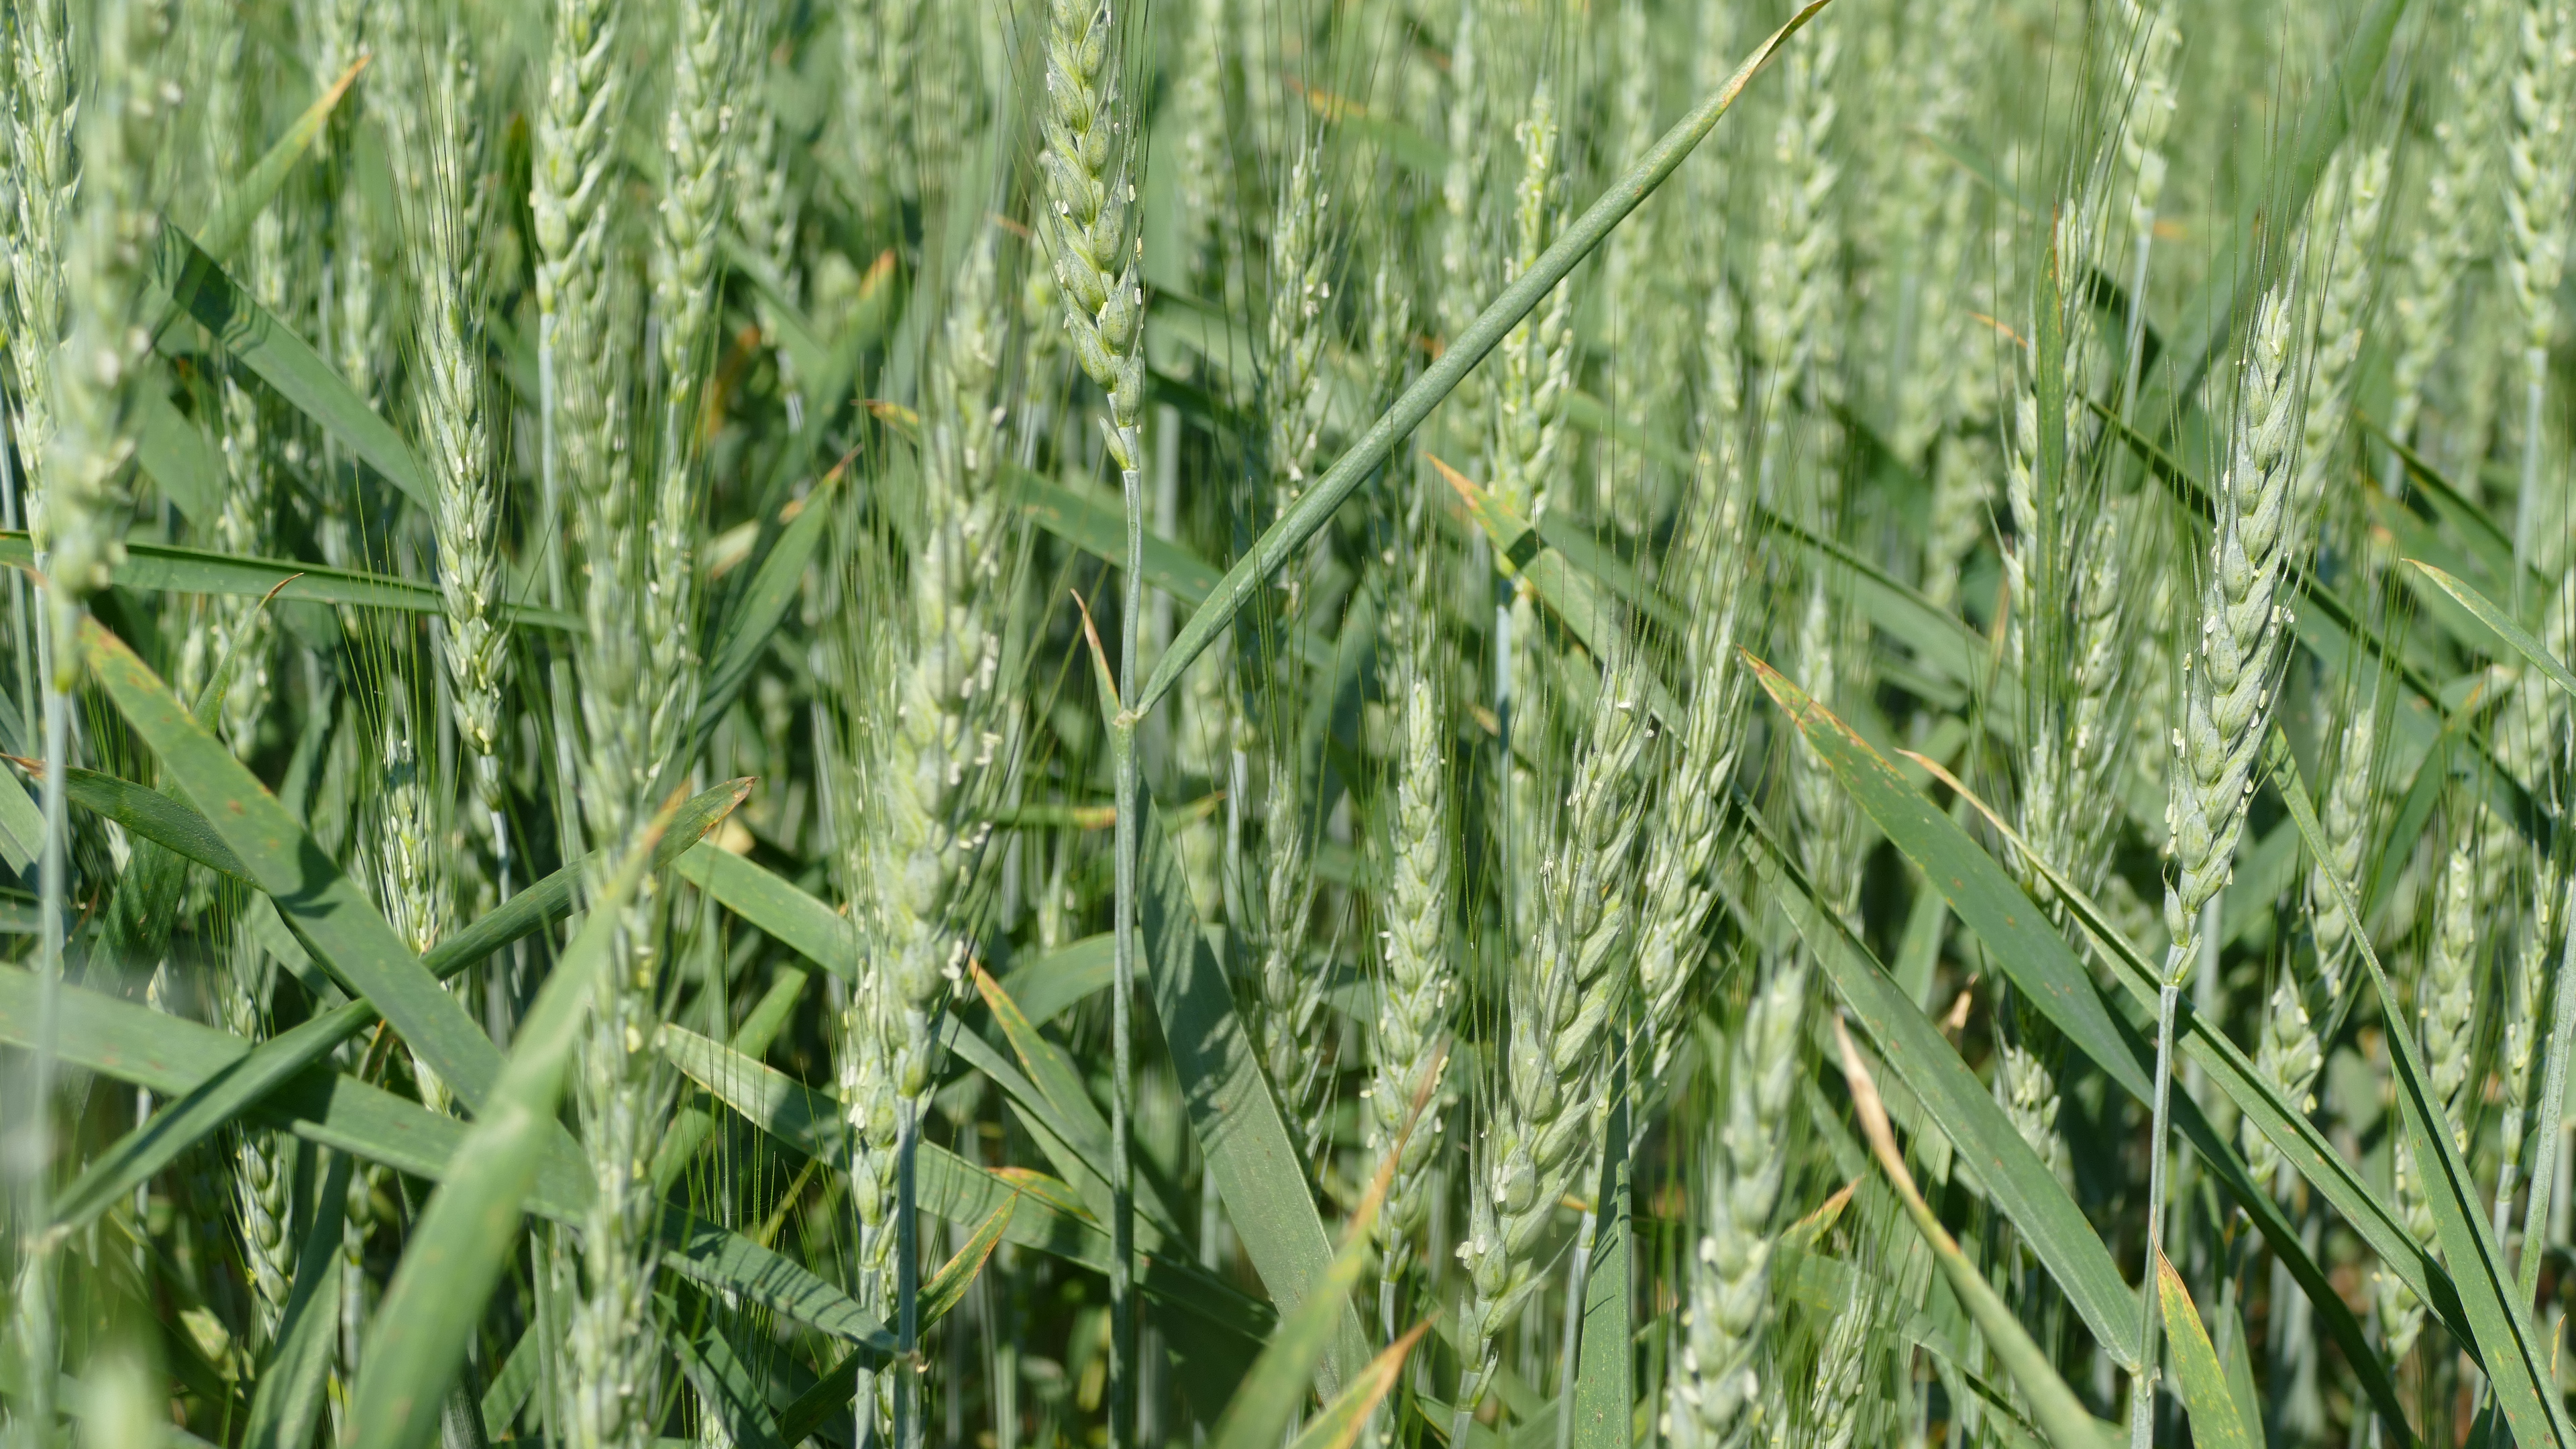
[30,763,250,879]
[2267,728,2574,1449]
[997,933,1114,1026]
[2408,559,2576,702]
[917,1201,1012,1328]
[0,753,45,875]
[1138,791,1366,1391]
[2358,415,2542,594]
[694,470,840,748]
[1833,1020,2118,1449]
[969,969,1188,1240]
[0,967,875,1348]
[651,965,810,1198]
[1902,748,2422,1445]
[1008,470,1223,605]
[1569,1061,1632,1449]
[667,1318,788,1449]
[1430,457,1682,722]
[478,1333,541,1440]
[1132,0,1834,722]
[1207,1189,1383,1449]
[239,1146,350,1449]
[2155,1254,2256,1449]
[1741,806,2141,1366]
[134,383,221,525]
[346,799,674,1449]
[1759,504,2006,701]
[49,1000,370,1231]
[150,227,433,511]
[657,1021,1270,1345]
[0,533,578,629]
[2520,869,2576,1307]
[48,780,747,1234]
[674,842,854,980]
[1750,652,2422,1440]
[82,617,505,1110]
[1287,1321,1434,1449]
[197,57,366,262]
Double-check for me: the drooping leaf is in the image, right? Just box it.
[655,1021,1271,1343]
[1739,806,2141,1366]
[44,762,751,1235]
[1831,1019,2119,1449]
[1569,1046,1632,1449]
[134,384,222,524]
[1206,1177,1385,1449]
[0,533,578,629]
[1751,653,2420,1440]
[197,56,368,262]
[1008,469,1223,604]
[1133,0,1835,720]
[30,762,249,879]
[152,229,435,510]
[346,798,676,1449]
[2409,559,2576,703]
[2267,729,2574,1449]
[1285,1321,1435,1449]
[694,468,841,749]
[997,932,1114,1026]
[916,1201,1013,1328]
[973,968,1188,1234]
[2156,1254,2257,1449]
[1138,792,1367,1391]
[651,965,811,1197]
[2520,869,2576,1306]
[1429,455,1681,722]
[667,1316,789,1449]
[0,967,883,1349]
[83,617,503,1107]
[674,842,854,980]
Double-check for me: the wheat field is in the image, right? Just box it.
[0,0,2572,1446]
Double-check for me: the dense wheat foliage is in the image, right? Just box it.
[5,0,2576,1446]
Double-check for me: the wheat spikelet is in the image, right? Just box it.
[390,20,508,857]
[2493,853,2561,1234]
[2161,286,2305,971]
[1367,549,1453,1331]
[1663,955,1809,1449]
[2292,145,2390,534]
[3,0,74,528]
[1487,85,1572,524]
[1453,643,1651,1430]
[2387,0,2511,457]
[1752,10,1839,409]
[645,0,739,784]
[1638,301,1757,1087]
[41,0,176,668]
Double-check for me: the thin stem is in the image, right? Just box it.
[2514,356,2544,613]
[895,1098,921,1449]
[2131,973,2180,1449]
[2121,229,2153,425]
[1110,442,1142,1448]
[23,660,68,1444]
[1555,1208,1597,1449]
[2518,869,2576,1306]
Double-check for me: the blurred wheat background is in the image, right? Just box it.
[1,0,2573,1446]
